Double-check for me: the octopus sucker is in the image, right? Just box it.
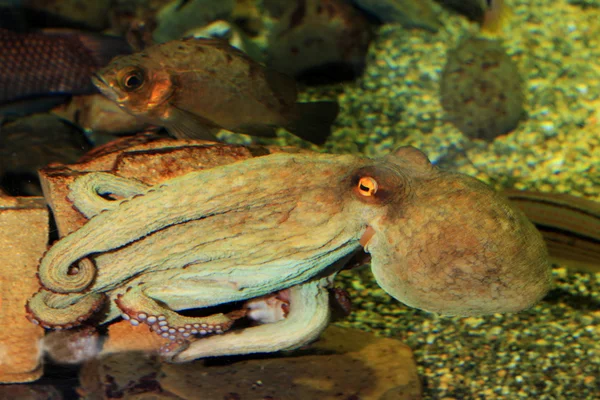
[29,145,552,360]
[114,285,239,343]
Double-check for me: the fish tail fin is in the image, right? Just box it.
[285,101,339,145]
[481,0,511,36]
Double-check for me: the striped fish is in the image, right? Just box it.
[504,190,600,273]
[0,28,130,119]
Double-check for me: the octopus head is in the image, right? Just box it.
[361,147,552,316]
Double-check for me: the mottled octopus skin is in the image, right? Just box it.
[27,146,552,361]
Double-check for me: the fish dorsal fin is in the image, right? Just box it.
[182,36,244,54]
[182,36,259,64]
[165,106,220,141]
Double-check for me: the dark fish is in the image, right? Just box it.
[505,190,600,273]
[92,37,339,145]
[0,28,131,119]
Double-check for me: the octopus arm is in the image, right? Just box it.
[37,153,352,294]
[171,277,332,362]
[27,290,105,329]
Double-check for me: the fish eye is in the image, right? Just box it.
[121,69,144,91]
[357,177,378,197]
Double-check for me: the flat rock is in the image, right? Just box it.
[0,196,48,383]
[79,326,422,399]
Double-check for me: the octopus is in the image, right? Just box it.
[26,146,551,362]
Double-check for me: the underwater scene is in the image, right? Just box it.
[0,0,598,399]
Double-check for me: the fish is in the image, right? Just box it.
[0,28,131,120]
[504,190,600,273]
[92,37,339,145]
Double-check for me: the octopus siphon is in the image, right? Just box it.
[27,146,551,362]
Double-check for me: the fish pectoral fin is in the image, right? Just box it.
[166,106,220,141]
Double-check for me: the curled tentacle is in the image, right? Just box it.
[38,257,98,295]
[36,174,149,294]
[26,290,105,329]
[68,172,150,218]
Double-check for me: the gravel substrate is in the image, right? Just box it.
[336,266,600,399]
[221,0,599,398]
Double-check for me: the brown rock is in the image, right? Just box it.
[0,196,48,383]
[79,326,421,399]
[440,36,524,141]
[266,0,372,81]
[102,320,170,355]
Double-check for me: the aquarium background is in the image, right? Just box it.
[0,0,598,399]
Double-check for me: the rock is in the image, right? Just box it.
[78,326,422,399]
[266,0,373,82]
[102,320,170,356]
[440,36,525,141]
[0,196,48,383]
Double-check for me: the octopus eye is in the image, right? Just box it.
[121,69,144,91]
[357,177,378,197]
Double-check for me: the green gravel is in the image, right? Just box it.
[335,265,600,399]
